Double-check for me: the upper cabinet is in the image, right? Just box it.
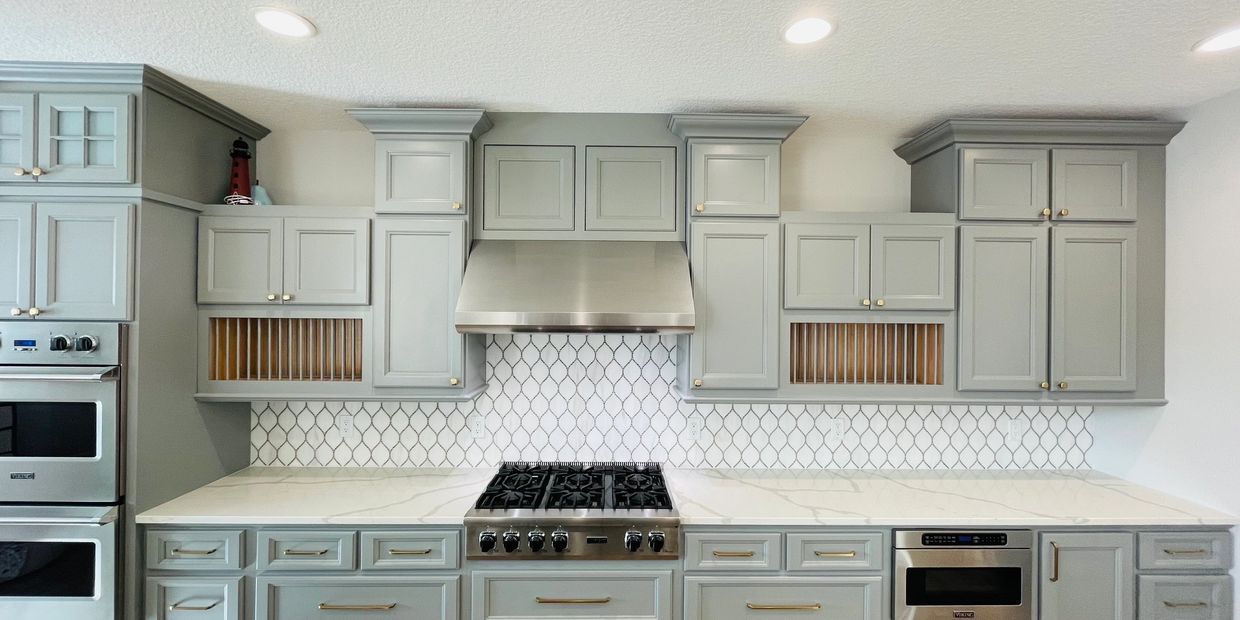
[1052,148,1139,222]
[482,145,575,231]
[374,139,467,214]
[0,93,35,175]
[689,140,781,217]
[959,147,1049,221]
[585,146,676,232]
[1,92,133,184]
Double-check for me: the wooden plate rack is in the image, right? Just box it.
[208,317,363,382]
[790,322,944,385]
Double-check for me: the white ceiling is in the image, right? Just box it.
[4,0,1240,135]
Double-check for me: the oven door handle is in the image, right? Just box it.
[0,366,119,382]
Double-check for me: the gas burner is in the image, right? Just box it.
[546,488,604,509]
[475,488,542,510]
[613,489,673,510]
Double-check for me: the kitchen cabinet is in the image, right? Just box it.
[784,223,955,311]
[372,218,465,388]
[471,570,673,620]
[584,146,676,232]
[197,214,370,305]
[0,93,36,175]
[482,145,575,231]
[375,138,467,214]
[0,202,33,314]
[1040,532,1135,620]
[258,576,459,620]
[689,140,781,217]
[688,220,779,390]
[1052,148,1139,222]
[959,147,1050,221]
[1138,576,1233,620]
[1,92,133,184]
[145,576,243,620]
[685,576,882,620]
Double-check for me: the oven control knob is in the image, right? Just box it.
[50,335,71,352]
[502,531,520,553]
[478,531,497,553]
[625,530,643,552]
[75,335,99,352]
[527,530,546,552]
[648,531,666,552]
[551,530,569,552]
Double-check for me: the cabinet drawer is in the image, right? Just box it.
[146,529,244,571]
[1138,576,1232,620]
[787,532,885,571]
[360,530,460,570]
[685,576,882,620]
[146,576,242,620]
[685,532,782,571]
[257,530,356,571]
[471,570,673,620]
[257,576,458,620]
[1139,532,1233,571]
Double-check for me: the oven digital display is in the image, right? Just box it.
[922,533,1008,546]
[586,536,608,545]
[12,339,37,349]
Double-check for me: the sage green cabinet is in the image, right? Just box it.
[375,138,467,214]
[0,203,33,315]
[472,570,672,620]
[258,575,459,620]
[1138,576,1233,620]
[145,576,243,620]
[482,145,575,231]
[960,147,1050,221]
[1041,532,1135,620]
[685,576,882,620]
[0,93,35,176]
[372,218,465,388]
[282,218,370,305]
[690,141,781,217]
[36,93,133,183]
[784,223,869,309]
[32,202,133,320]
[689,220,779,390]
[585,146,676,232]
[1052,148,1139,222]
[197,216,282,304]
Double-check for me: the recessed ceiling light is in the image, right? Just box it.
[784,17,833,44]
[1193,25,1240,52]
[254,7,317,38]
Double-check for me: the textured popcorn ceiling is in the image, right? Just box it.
[3,1,1239,133]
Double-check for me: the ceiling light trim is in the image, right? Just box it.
[1193,25,1240,52]
[253,6,318,38]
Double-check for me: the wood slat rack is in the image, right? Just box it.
[208,317,363,382]
[789,322,944,385]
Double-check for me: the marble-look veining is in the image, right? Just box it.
[136,467,496,525]
[664,469,1239,527]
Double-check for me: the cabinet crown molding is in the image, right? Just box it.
[669,113,808,141]
[347,108,493,138]
[894,118,1186,163]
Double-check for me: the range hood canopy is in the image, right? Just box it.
[455,240,695,334]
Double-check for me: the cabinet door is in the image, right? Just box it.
[690,141,780,217]
[482,145,575,231]
[197,216,283,304]
[1041,532,1135,620]
[0,203,33,315]
[1051,226,1137,392]
[146,576,243,620]
[958,226,1049,391]
[689,221,779,389]
[784,223,870,310]
[685,576,882,620]
[33,203,132,320]
[584,146,676,231]
[373,218,464,388]
[36,93,133,183]
[375,138,467,214]
[282,218,369,305]
[959,147,1049,220]
[870,224,956,310]
[1053,148,1138,222]
[0,93,36,178]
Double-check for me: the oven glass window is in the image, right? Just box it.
[0,403,98,458]
[906,567,1023,606]
[0,541,96,597]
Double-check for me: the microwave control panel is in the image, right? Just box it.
[922,532,1009,546]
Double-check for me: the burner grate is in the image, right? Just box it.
[475,461,673,511]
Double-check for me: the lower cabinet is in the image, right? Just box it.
[1138,575,1233,620]
[685,576,882,620]
[471,570,674,620]
[146,576,243,620]
[1040,532,1135,620]
[256,575,459,620]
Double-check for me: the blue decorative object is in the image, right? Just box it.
[251,182,273,206]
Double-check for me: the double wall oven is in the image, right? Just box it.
[0,322,125,620]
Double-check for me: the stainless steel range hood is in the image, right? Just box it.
[455,240,695,334]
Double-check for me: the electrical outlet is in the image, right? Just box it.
[469,414,486,439]
[828,417,847,443]
[686,414,704,441]
[1000,418,1028,445]
[336,414,354,439]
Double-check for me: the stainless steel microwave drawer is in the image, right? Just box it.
[146,529,245,571]
[256,576,458,620]
[256,529,357,571]
[471,570,673,620]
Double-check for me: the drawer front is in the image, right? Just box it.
[787,532,885,572]
[146,576,242,620]
[472,570,673,620]
[1138,575,1232,620]
[1139,532,1233,571]
[258,576,458,620]
[257,530,356,571]
[360,530,460,570]
[146,529,245,571]
[686,576,883,620]
[686,532,783,571]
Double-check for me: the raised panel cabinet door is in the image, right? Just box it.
[690,141,781,217]
[372,218,464,388]
[958,226,1049,391]
[690,221,780,389]
[196,216,283,304]
[483,144,575,231]
[375,138,467,214]
[33,203,133,320]
[584,146,676,232]
[36,93,134,183]
[0,203,34,315]
[1051,226,1137,392]
[1052,148,1139,222]
[959,147,1050,220]
[0,93,36,179]
[282,218,370,304]
[783,223,870,309]
[1041,532,1135,620]
[870,224,956,310]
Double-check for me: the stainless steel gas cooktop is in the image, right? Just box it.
[464,462,680,560]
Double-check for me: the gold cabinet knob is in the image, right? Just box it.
[861,298,871,307]
[1042,207,1052,217]
[1058,209,1069,217]
[1058,381,1068,390]
[13,167,28,177]
[10,307,24,316]
[449,377,460,386]
[1040,381,1051,390]
[875,299,886,307]
[281,293,293,302]
[27,307,41,317]
[451,202,461,210]
[266,293,277,301]
[30,167,44,177]
[694,203,705,213]
[692,378,703,388]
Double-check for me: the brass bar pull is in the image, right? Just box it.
[387,548,432,556]
[1163,601,1209,608]
[317,603,397,611]
[747,602,822,611]
[535,597,612,605]
[168,600,221,611]
[713,550,756,558]
[1049,541,1060,582]
[284,548,329,556]
[171,547,218,556]
[1163,548,1208,555]
[814,550,857,558]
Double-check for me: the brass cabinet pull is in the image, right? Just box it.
[27,306,41,317]
[1049,541,1060,582]
[283,548,329,556]
[747,602,822,611]
[266,293,277,301]
[30,166,44,177]
[1163,601,1209,608]
[1163,548,1208,555]
[13,167,28,177]
[171,547,218,556]
[168,600,220,611]
[861,298,871,307]
[694,203,705,213]
[317,603,397,611]
[1042,207,1052,217]
[1059,208,1069,217]
[536,597,612,605]
[692,378,703,388]
[713,550,756,558]
[449,377,460,386]
[875,298,885,307]
[281,293,293,301]
[1057,381,1068,390]
[451,201,462,210]
[387,548,432,556]
[814,550,857,558]
[10,307,24,316]
[1040,381,1051,390]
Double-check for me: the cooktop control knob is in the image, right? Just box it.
[50,335,71,352]
[527,530,546,552]
[648,531,666,552]
[624,530,643,552]
[478,531,497,553]
[75,335,98,352]
[502,530,520,553]
[551,530,569,552]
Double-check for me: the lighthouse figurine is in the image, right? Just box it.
[224,137,256,206]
